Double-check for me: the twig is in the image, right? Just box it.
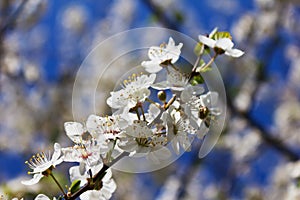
[226,93,300,161]
[67,152,129,200]
[0,0,29,34]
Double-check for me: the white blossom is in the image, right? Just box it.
[198,35,244,57]
[70,165,117,200]
[106,74,156,110]
[183,91,220,138]
[118,120,171,163]
[62,140,102,173]
[34,194,56,200]
[86,114,128,140]
[21,143,63,185]
[141,37,183,73]
[161,106,193,154]
[64,122,89,144]
[151,67,190,91]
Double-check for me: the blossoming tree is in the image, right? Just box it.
[20,30,244,200]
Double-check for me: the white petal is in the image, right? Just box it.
[225,48,244,57]
[171,137,180,155]
[86,114,101,138]
[151,81,170,90]
[141,60,163,73]
[106,96,113,108]
[168,37,175,46]
[80,190,103,200]
[64,122,85,143]
[148,46,163,60]
[21,173,43,185]
[200,91,218,107]
[51,143,62,163]
[34,194,50,200]
[119,139,138,152]
[215,38,234,50]
[148,73,157,84]
[198,35,216,48]
[69,166,80,182]
[61,147,78,162]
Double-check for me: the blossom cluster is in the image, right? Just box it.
[20,29,243,200]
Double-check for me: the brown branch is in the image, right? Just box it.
[67,152,129,200]
[142,0,180,30]
[226,94,300,161]
[0,0,29,34]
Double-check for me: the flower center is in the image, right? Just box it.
[25,151,51,174]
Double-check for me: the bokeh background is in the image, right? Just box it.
[1,0,300,199]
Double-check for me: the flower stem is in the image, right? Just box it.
[169,63,179,71]
[140,106,146,121]
[135,109,141,120]
[164,95,176,110]
[67,152,129,200]
[146,98,161,109]
[192,46,204,72]
[199,53,218,72]
[50,172,66,196]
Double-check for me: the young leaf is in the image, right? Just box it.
[194,42,204,56]
[69,179,81,194]
[212,32,232,40]
[190,74,204,85]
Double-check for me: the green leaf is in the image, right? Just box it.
[212,32,232,40]
[194,42,203,56]
[190,74,204,85]
[69,180,81,194]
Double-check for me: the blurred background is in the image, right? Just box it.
[1,0,300,199]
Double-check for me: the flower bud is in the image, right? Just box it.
[158,91,167,102]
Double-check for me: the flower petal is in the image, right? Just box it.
[198,35,216,48]
[34,194,50,200]
[215,38,234,50]
[21,173,43,185]
[64,122,85,143]
[225,48,244,57]
[51,143,62,163]
[141,60,162,73]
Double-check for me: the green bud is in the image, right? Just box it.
[158,91,167,102]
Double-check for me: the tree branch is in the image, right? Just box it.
[67,152,129,200]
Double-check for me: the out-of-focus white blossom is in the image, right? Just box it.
[156,175,181,200]
[274,97,300,145]
[61,4,88,33]
[232,14,254,42]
